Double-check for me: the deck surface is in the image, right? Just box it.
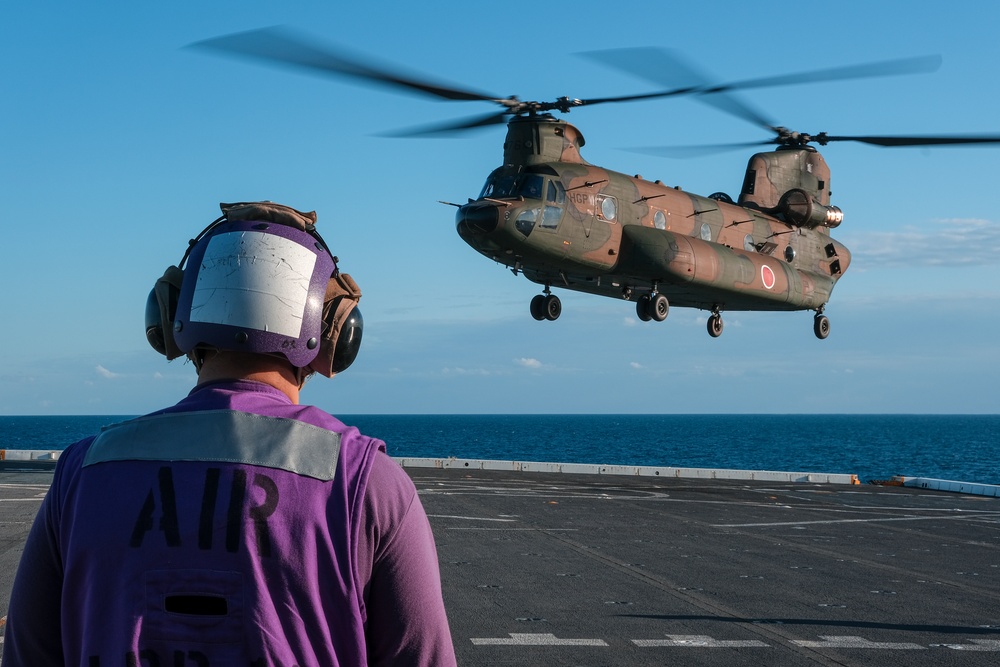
[2,464,999,665]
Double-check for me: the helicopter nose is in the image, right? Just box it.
[456,203,499,237]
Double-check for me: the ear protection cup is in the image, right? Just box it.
[144,265,184,359]
[308,271,364,377]
[331,306,363,375]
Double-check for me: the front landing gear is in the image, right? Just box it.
[530,289,561,321]
[813,311,830,339]
[707,306,724,338]
[636,292,669,322]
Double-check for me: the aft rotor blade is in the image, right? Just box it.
[708,55,943,94]
[820,133,1000,147]
[190,26,505,103]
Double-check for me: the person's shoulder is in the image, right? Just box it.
[290,404,382,444]
[367,451,416,493]
[56,434,98,472]
[362,452,421,529]
[358,453,429,559]
[48,433,102,500]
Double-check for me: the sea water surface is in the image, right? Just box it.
[1,414,996,485]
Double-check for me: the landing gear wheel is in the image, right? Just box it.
[543,294,561,321]
[707,313,724,338]
[650,293,669,322]
[636,295,652,322]
[814,314,830,340]
[530,294,546,321]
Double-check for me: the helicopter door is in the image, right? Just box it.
[570,192,617,238]
[568,193,620,272]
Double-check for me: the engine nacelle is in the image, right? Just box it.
[778,188,844,228]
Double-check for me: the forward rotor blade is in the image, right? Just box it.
[380,111,511,138]
[628,140,775,159]
[579,47,709,90]
[580,47,776,129]
[572,88,774,130]
[576,87,699,105]
[581,49,942,131]
[590,48,942,95]
[190,26,504,103]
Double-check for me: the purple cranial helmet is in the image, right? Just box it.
[145,202,363,377]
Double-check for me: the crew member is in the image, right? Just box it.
[4,202,457,666]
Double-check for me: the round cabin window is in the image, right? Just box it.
[600,196,617,221]
[654,210,666,230]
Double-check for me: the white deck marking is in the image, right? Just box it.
[715,513,1000,528]
[792,635,925,649]
[632,634,768,648]
[471,633,607,646]
[426,514,516,522]
[934,640,1000,651]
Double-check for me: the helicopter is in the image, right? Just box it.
[192,29,1000,339]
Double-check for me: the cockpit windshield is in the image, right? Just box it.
[479,172,548,201]
[479,170,517,199]
[516,174,544,200]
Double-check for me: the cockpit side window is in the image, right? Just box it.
[541,179,566,229]
[546,179,566,205]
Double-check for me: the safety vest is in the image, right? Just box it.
[58,407,380,666]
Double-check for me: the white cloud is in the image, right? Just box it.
[442,367,491,376]
[630,362,644,369]
[516,357,542,369]
[842,218,1000,269]
[96,365,122,379]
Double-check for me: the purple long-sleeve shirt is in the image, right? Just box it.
[3,380,456,666]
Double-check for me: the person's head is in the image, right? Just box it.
[145,202,364,387]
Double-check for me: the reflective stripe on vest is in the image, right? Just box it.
[83,410,342,481]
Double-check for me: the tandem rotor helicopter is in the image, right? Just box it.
[193,28,1000,339]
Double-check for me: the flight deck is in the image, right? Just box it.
[1,459,998,666]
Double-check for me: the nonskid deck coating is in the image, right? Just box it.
[1,464,999,666]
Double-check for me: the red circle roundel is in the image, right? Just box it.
[761,264,776,290]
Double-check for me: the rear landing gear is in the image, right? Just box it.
[530,290,561,321]
[707,306,724,338]
[707,313,724,338]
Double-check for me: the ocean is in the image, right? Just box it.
[0,414,996,485]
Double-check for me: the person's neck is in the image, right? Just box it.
[196,351,302,404]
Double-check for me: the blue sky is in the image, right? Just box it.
[2,1,998,415]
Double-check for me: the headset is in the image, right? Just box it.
[145,202,363,377]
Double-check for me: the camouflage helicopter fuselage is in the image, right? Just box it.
[192,29,1000,338]
[456,115,850,337]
